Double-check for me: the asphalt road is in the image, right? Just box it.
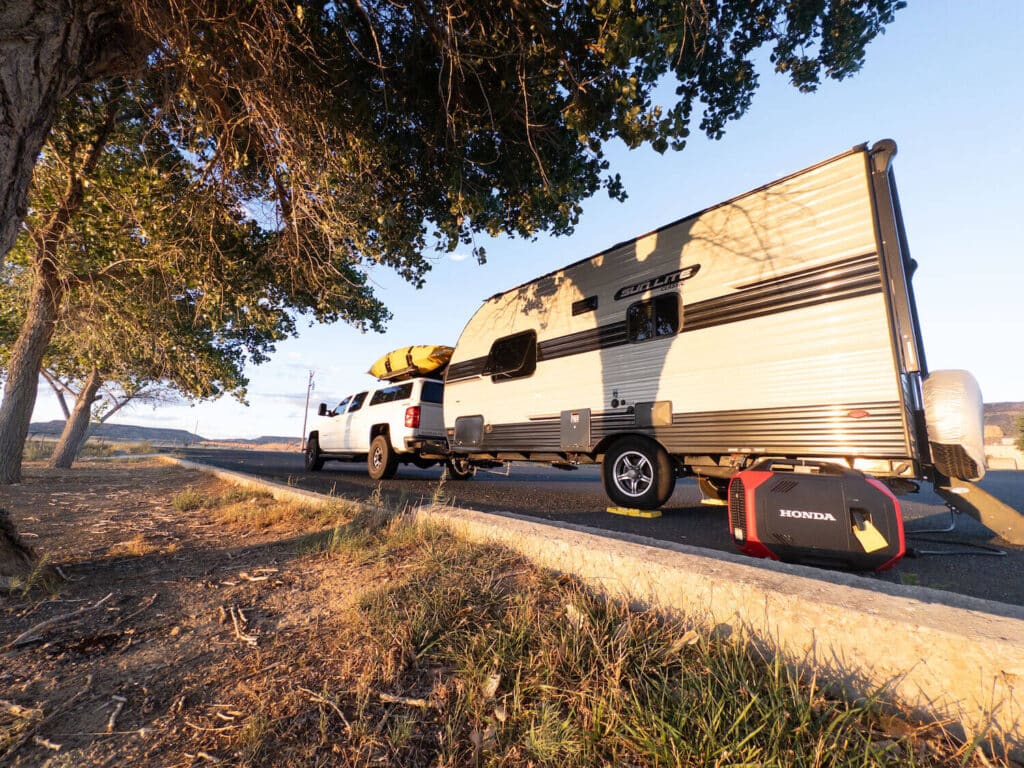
[177,448,1024,608]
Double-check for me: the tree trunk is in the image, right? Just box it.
[0,0,148,269]
[48,368,102,469]
[0,256,64,484]
[0,506,37,585]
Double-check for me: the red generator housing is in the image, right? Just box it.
[727,462,905,572]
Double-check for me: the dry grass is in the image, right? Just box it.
[22,438,155,462]
[104,534,176,559]
[173,485,357,531]
[185,510,995,767]
[0,466,1009,767]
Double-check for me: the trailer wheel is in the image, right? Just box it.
[445,456,474,481]
[368,435,398,480]
[602,436,674,510]
[305,434,324,472]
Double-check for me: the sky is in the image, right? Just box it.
[29,0,1024,440]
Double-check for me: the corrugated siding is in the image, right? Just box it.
[445,149,909,459]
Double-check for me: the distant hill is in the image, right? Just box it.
[28,421,296,447]
[984,402,1024,440]
[29,420,203,444]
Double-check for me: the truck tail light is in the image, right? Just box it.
[405,406,421,428]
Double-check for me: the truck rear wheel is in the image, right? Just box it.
[368,435,398,480]
[602,436,675,510]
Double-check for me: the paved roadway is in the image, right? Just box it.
[177,448,1024,608]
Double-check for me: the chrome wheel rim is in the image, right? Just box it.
[371,446,383,469]
[612,450,654,498]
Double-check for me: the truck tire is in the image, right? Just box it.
[368,434,398,480]
[602,436,675,510]
[445,456,474,481]
[305,434,324,472]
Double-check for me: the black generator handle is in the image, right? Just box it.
[747,459,864,479]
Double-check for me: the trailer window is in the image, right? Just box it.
[484,330,537,381]
[627,295,679,342]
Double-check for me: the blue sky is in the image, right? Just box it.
[31,0,1024,439]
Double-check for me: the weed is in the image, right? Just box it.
[105,534,170,559]
[430,474,449,506]
[171,486,207,512]
[218,487,274,506]
[79,440,116,457]
[21,440,54,461]
[367,483,384,509]
[9,552,57,597]
[236,711,275,764]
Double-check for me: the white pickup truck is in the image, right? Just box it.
[305,377,471,480]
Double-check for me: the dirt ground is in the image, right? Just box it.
[3,461,1020,768]
[0,460,382,767]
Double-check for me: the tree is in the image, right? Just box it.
[1016,415,1024,454]
[37,277,267,469]
[3,1,906,274]
[0,79,381,484]
[0,0,907,573]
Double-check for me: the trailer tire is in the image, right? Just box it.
[602,437,674,510]
[305,434,325,472]
[368,435,398,480]
[445,456,474,481]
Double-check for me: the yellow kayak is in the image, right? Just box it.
[368,345,454,380]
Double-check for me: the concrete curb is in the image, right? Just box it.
[160,456,1024,749]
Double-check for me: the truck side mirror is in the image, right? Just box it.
[317,403,327,417]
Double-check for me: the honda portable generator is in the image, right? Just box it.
[727,461,905,571]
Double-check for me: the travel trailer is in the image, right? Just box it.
[442,141,985,510]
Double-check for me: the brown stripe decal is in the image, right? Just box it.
[683,253,882,333]
[445,255,883,382]
[476,400,909,458]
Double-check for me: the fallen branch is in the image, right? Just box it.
[0,675,93,761]
[239,568,278,582]
[111,592,158,629]
[32,735,61,751]
[228,606,257,647]
[378,692,430,709]
[4,592,114,650]
[297,687,351,731]
[106,695,127,733]
[0,700,42,719]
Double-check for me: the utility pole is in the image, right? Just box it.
[300,370,314,451]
